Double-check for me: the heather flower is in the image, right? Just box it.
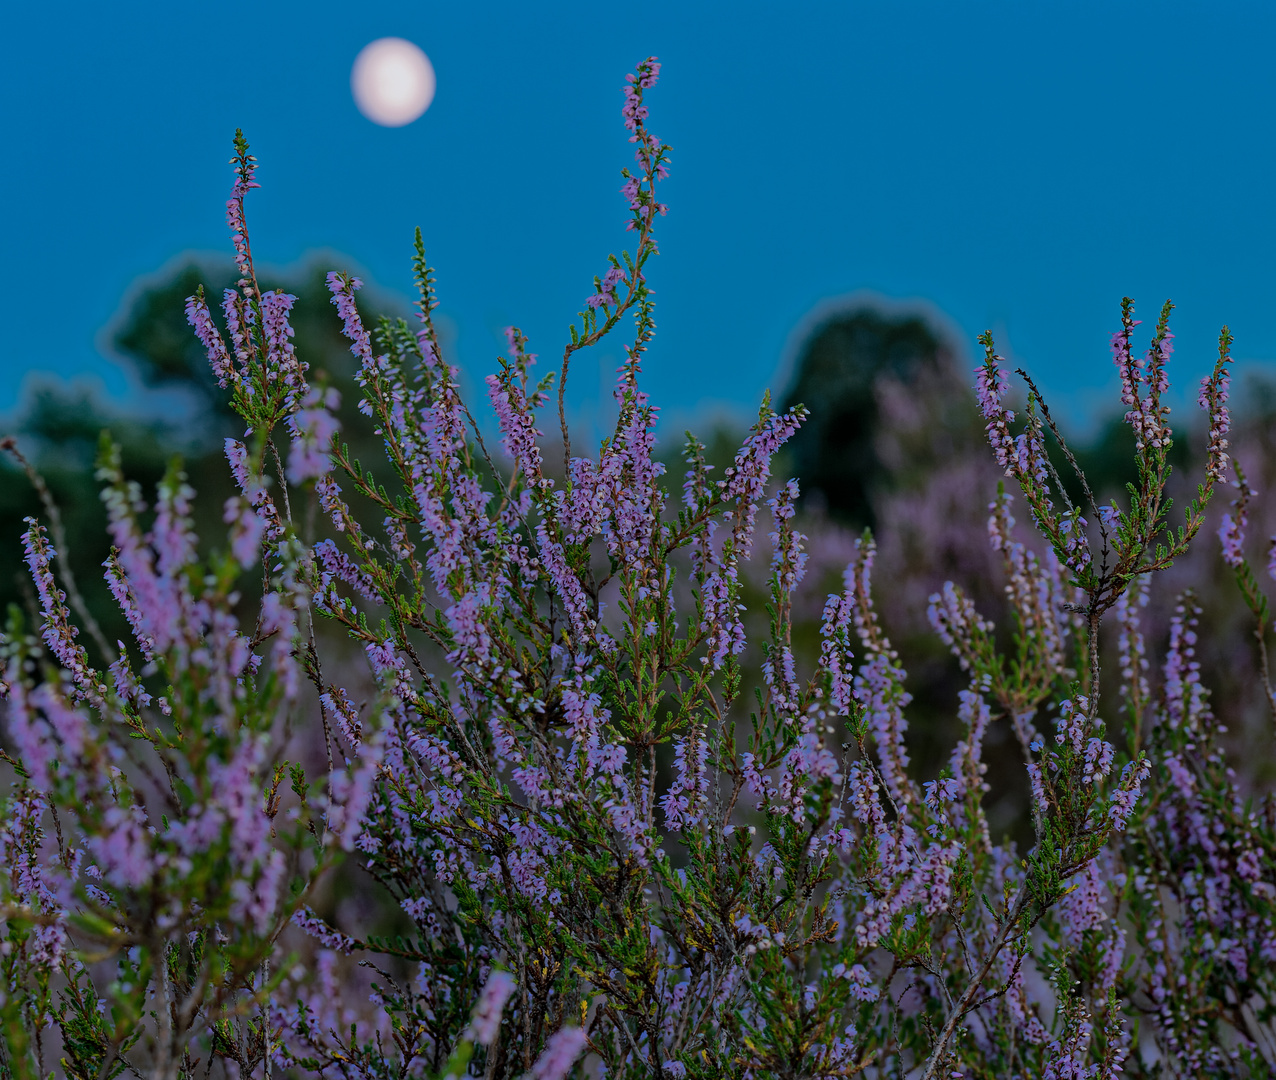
[184,288,235,387]
[1107,759,1149,830]
[327,724,385,852]
[1057,507,1090,573]
[1218,474,1252,569]
[661,726,709,831]
[721,401,806,559]
[327,272,372,364]
[467,969,515,1045]
[1199,327,1233,483]
[293,908,358,954]
[286,385,341,483]
[21,518,98,697]
[531,1027,589,1080]
[225,494,266,568]
[817,591,855,715]
[1059,858,1107,947]
[587,263,626,309]
[974,346,1015,472]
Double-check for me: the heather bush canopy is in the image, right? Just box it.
[3,58,1276,1080]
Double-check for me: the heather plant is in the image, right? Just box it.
[3,55,1276,1080]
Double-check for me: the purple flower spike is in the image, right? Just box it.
[530,1027,588,1080]
[467,970,515,1046]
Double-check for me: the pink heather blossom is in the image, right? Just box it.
[184,291,235,387]
[722,404,805,560]
[530,1027,588,1080]
[1059,859,1107,947]
[1199,329,1233,483]
[661,727,709,831]
[261,290,301,371]
[1108,759,1150,830]
[314,539,378,605]
[90,801,155,889]
[1114,574,1150,713]
[587,263,626,309]
[286,385,341,483]
[466,969,516,1046]
[222,439,285,558]
[1217,474,1252,569]
[974,355,1015,472]
[767,478,807,591]
[1057,507,1090,573]
[817,592,855,715]
[293,907,358,954]
[327,272,387,393]
[227,174,259,285]
[328,724,385,852]
[22,519,96,695]
[221,287,255,366]
[225,495,266,568]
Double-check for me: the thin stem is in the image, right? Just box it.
[920,885,1032,1079]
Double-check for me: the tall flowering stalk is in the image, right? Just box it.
[2,57,1274,1080]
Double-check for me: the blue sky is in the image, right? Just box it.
[5,1,1275,438]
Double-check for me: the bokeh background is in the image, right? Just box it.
[6,0,1276,847]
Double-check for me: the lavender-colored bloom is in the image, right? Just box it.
[849,537,916,809]
[1162,599,1209,733]
[225,142,261,284]
[153,468,197,577]
[767,477,807,591]
[700,569,745,671]
[466,969,515,1046]
[221,286,255,367]
[1057,507,1091,573]
[1059,859,1107,947]
[721,403,805,560]
[1098,925,1126,993]
[293,907,358,954]
[286,385,341,483]
[817,591,855,715]
[225,495,266,569]
[661,728,709,831]
[184,290,235,387]
[222,438,285,557]
[486,365,547,487]
[1108,758,1150,830]
[22,519,97,695]
[90,802,155,889]
[314,538,379,605]
[536,522,595,647]
[261,290,303,381]
[328,724,384,852]
[328,273,393,398]
[1025,761,1048,818]
[974,366,1015,470]
[6,673,55,791]
[587,263,626,309]
[530,1027,588,1080]
[1198,328,1233,483]
[1217,475,1252,569]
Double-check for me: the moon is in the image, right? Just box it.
[351,38,436,127]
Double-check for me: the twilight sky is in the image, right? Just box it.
[5,1,1274,437]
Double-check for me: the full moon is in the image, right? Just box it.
[351,38,436,127]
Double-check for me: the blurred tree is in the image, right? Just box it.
[779,303,979,528]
